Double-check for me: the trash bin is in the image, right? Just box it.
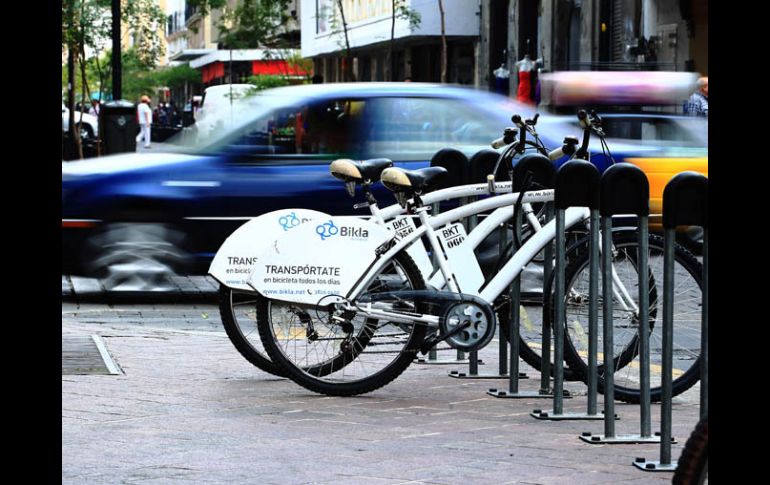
[182,105,195,127]
[100,100,138,154]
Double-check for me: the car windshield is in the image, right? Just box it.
[165,86,531,161]
[585,115,708,148]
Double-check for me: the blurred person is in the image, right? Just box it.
[169,101,180,126]
[158,102,169,126]
[88,99,100,116]
[684,77,708,117]
[136,95,153,148]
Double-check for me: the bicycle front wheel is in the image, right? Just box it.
[674,416,708,485]
[257,250,428,396]
[549,233,703,403]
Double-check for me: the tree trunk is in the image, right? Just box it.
[388,0,396,81]
[439,0,447,83]
[111,0,122,99]
[336,0,354,81]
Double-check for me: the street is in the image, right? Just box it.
[62,275,701,484]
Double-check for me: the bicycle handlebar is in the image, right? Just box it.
[491,127,518,149]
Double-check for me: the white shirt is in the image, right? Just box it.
[137,103,153,125]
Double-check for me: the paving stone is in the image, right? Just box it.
[62,295,695,484]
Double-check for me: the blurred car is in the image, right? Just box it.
[535,112,708,249]
[62,102,99,141]
[62,82,707,289]
[62,82,538,289]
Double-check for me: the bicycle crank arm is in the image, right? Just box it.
[420,320,472,354]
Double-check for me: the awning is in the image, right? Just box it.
[251,60,309,77]
[202,62,226,83]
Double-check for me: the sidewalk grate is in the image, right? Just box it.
[62,335,122,375]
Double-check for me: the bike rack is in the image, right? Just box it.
[488,153,557,399]
[533,160,604,420]
[449,149,521,380]
[580,163,659,443]
[634,172,707,472]
[417,148,475,365]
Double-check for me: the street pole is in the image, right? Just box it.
[112,0,122,100]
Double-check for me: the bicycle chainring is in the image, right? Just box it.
[439,300,496,352]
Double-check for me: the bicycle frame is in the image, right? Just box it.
[345,189,580,320]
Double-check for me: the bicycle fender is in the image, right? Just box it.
[248,216,392,305]
[208,208,329,290]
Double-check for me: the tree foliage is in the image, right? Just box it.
[122,0,167,69]
[245,74,291,92]
[155,64,203,90]
[218,0,294,49]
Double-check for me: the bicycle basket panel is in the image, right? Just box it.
[248,216,391,305]
[209,208,329,290]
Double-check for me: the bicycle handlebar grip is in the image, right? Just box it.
[547,147,564,160]
[491,137,508,149]
[511,114,523,126]
[577,110,591,129]
[491,127,518,148]
[527,113,540,125]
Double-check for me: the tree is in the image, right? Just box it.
[218,0,293,49]
[388,0,421,81]
[121,0,167,69]
[63,0,113,158]
[62,0,167,158]
[335,0,354,82]
[438,0,447,83]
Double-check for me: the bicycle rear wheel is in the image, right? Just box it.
[257,250,427,396]
[220,285,287,377]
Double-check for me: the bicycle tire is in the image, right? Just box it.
[221,285,377,378]
[547,232,703,403]
[219,285,288,377]
[673,416,708,485]
[487,226,580,381]
[257,250,427,396]
[498,303,579,381]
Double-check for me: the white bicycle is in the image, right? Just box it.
[214,114,574,379]
[247,111,703,397]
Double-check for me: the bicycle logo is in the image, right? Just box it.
[316,220,339,240]
[279,212,301,231]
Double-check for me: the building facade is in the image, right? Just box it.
[301,0,707,97]
[300,0,479,84]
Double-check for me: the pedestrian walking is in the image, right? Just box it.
[136,95,153,148]
[684,76,708,117]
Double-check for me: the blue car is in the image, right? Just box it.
[62,83,707,289]
[62,83,539,289]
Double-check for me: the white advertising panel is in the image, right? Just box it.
[248,216,392,305]
[208,209,329,290]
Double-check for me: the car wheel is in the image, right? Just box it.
[84,223,191,291]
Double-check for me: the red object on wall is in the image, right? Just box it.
[252,60,308,76]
